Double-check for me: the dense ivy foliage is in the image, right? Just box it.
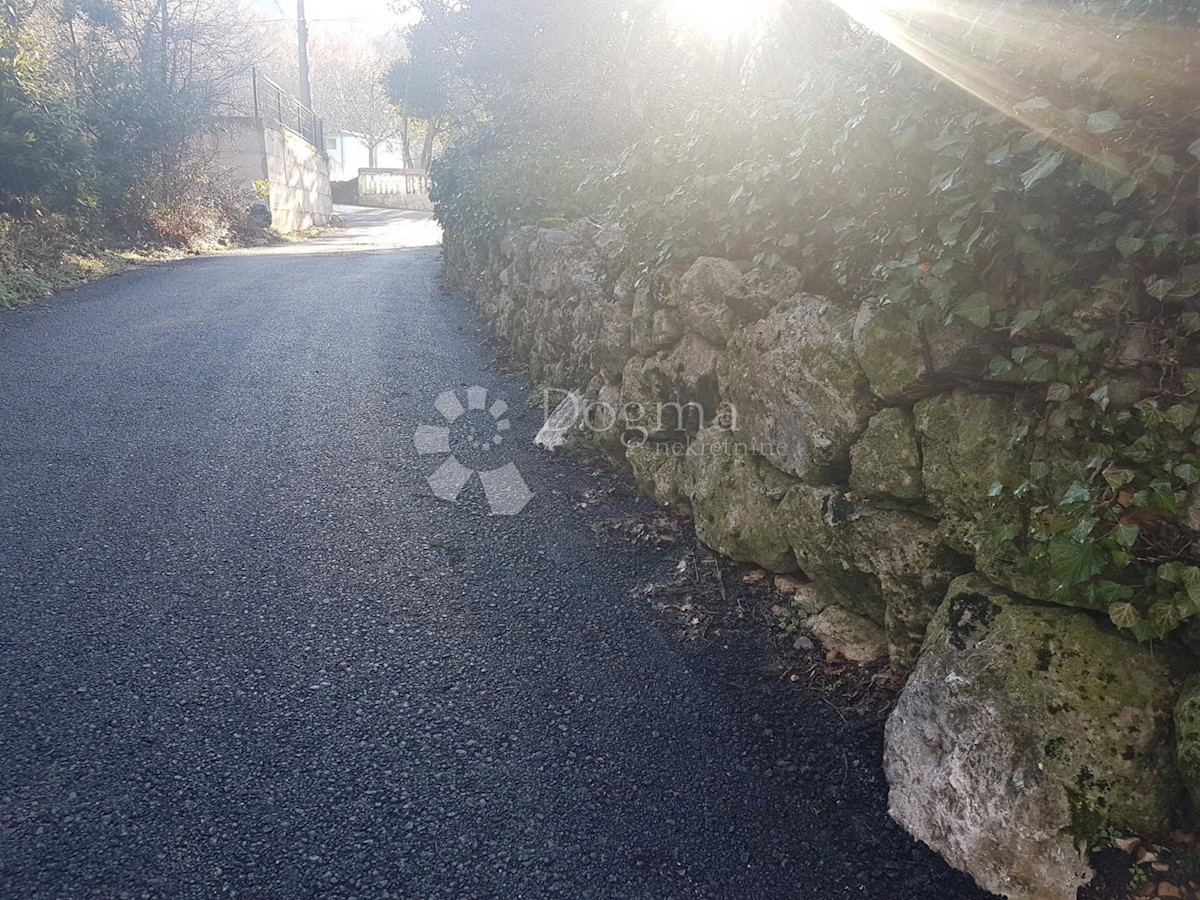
[433,0,1200,638]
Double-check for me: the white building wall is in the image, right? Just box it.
[325,132,409,182]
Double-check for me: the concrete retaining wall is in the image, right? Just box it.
[209,117,333,233]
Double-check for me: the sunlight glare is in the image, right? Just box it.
[669,0,778,37]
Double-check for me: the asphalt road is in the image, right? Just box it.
[0,207,990,899]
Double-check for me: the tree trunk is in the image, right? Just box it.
[420,123,436,171]
[400,63,414,169]
[368,141,378,168]
[401,113,413,169]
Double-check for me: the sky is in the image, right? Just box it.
[250,0,417,42]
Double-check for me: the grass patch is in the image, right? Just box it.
[0,210,300,309]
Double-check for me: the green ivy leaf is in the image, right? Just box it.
[987,356,1014,377]
[1020,354,1056,382]
[1116,235,1145,257]
[1021,150,1065,190]
[955,292,991,328]
[1102,467,1134,488]
[937,219,964,245]
[1080,149,1130,194]
[1145,277,1175,300]
[1061,482,1092,506]
[1167,404,1198,431]
[1149,602,1182,633]
[1108,601,1141,629]
[985,144,1010,165]
[1010,308,1041,336]
[1111,178,1138,203]
[1049,538,1107,587]
[1013,96,1053,112]
[1086,109,1122,133]
[1175,463,1200,485]
[1147,153,1177,176]
[1114,524,1139,548]
[1046,382,1072,402]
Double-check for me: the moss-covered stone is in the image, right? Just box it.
[852,300,928,402]
[685,428,798,573]
[803,606,888,662]
[672,256,741,345]
[625,441,690,509]
[1176,675,1200,813]
[619,334,723,439]
[885,575,1191,900]
[780,486,969,671]
[853,299,981,402]
[727,263,802,321]
[593,298,633,378]
[849,408,924,502]
[913,390,1041,597]
[720,295,875,483]
[630,281,657,357]
[651,307,683,349]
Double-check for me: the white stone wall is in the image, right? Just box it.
[357,169,433,212]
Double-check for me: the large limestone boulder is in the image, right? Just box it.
[886,576,1190,900]
[526,292,587,385]
[672,257,741,345]
[781,486,969,671]
[685,429,798,573]
[849,408,924,502]
[720,296,876,483]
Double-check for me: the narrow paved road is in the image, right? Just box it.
[0,208,988,899]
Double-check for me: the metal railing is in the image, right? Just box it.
[245,67,325,150]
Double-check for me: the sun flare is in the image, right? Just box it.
[668,0,778,37]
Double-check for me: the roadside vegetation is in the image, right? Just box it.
[0,0,270,307]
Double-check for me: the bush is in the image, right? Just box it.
[0,28,91,216]
[331,178,358,204]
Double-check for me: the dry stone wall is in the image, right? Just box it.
[444,221,1200,900]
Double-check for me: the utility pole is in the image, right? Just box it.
[297,0,313,111]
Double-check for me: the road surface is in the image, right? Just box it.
[0,207,988,899]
